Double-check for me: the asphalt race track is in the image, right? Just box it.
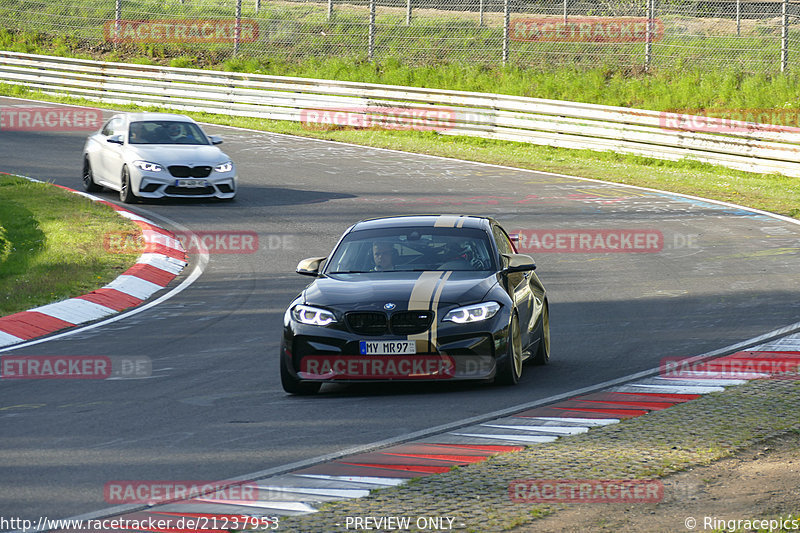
[1,97,799,523]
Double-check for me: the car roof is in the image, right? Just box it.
[119,113,196,123]
[352,215,493,231]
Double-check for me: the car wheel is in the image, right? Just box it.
[531,301,550,365]
[496,313,523,386]
[280,352,321,395]
[82,157,102,192]
[119,166,137,204]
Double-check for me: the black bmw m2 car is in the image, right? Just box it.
[280,215,549,394]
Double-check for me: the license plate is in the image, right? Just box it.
[359,340,417,355]
[175,179,207,188]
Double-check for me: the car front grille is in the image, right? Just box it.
[168,165,212,178]
[390,311,433,335]
[345,311,433,336]
[345,312,388,336]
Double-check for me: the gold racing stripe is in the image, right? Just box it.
[407,271,446,352]
[433,215,462,228]
[429,270,452,349]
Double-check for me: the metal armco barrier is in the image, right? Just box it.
[2,51,799,177]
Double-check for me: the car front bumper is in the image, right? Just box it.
[281,316,512,384]
[132,170,237,199]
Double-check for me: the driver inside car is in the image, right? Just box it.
[372,241,397,271]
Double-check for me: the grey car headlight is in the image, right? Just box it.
[133,160,163,172]
[214,161,234,173]
[442,302,501,324]
[292,304,337,326]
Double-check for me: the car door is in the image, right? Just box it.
[97,116,127,188]
[87,118,114,182]
[493,224,536,348]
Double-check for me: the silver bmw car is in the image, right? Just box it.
[82,112,237,202]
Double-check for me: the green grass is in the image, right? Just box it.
[2,82,799,221]
[0,174,141,316]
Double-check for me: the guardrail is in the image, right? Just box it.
[2,50,799,177]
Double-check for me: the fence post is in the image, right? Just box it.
[406,0,411,25]
[645,0,653,71]
[328,0,333,20]
[502,0,509,65]
[479,0,484,26]
[563,0,567,23]
[736,0,740,36]
[781,0,789,72]
[114,0,121,46]
[234,0,242,57]
[369,0,376,61]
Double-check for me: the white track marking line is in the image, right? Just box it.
[481,424,590,435]
[29,299,116,324]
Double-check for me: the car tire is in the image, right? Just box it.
[496,313,523,386]
[280,352,321,395]
[119,165,137,204]
[531,301,550,366]
[82,157,102,192]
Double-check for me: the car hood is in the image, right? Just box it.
[125,144,229,165]
[303,271,499,311]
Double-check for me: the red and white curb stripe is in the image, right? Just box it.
[0,175,187,347]
[79,336,800,531]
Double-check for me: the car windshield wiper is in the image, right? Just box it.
[328,270,369,274]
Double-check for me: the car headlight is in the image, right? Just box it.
[133,160,162,172]
[292,304,337,326]
[442,302,501,324]
[214,161,234,173]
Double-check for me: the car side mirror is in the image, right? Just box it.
[502,253,536,273]
[296,256,327,277]
[106,134,124,145]
[209,135,223,145]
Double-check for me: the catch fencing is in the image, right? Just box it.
[1,0,799,70]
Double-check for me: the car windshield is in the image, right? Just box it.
[128,120,209,145]
[325,226,496,274]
